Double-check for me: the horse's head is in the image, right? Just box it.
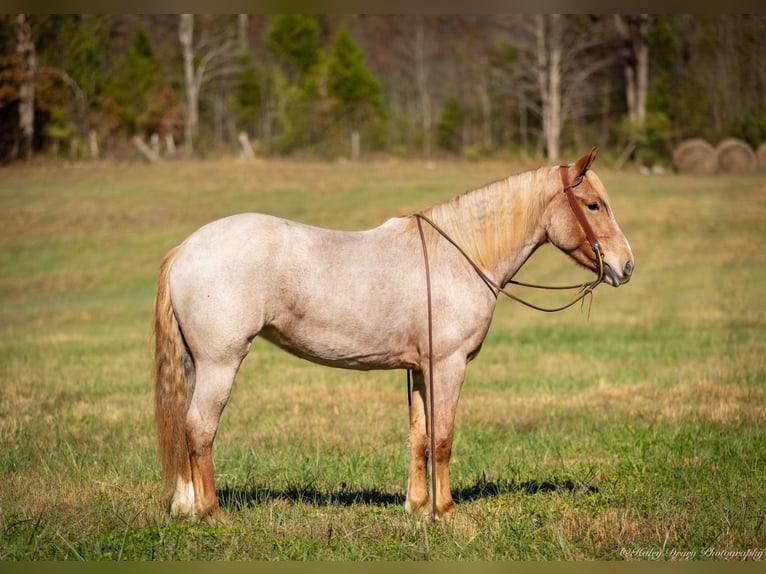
[544,147,634,287]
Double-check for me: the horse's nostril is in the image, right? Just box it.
[624,260,634,277]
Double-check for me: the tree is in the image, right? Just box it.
[4,15,104,159]
[231,53,261,137]
[13,14,35,160]
[108,24,159,134]
[535,14,563,160]
[265,15,324,154]
[436,95,463,153]
[327,26,383,158]
[62,15,110,152]
[266,14,320,86]
[179,14,237,156]
[2,14,765,163]
[646,15,766,149]
[613,14,652,166]
[179,14,198,156]
[504,15,615,160]
[414,17,433,158]
[614,15,650,127]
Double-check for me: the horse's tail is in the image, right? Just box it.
[153,244,193,492]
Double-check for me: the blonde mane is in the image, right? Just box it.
[411,166,556,270]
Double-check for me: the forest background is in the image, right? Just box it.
[2,14,766,166]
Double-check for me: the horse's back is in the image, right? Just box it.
[166,213,423,368]
[171,212,412,286]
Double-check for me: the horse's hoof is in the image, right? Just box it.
[197,505,228,525]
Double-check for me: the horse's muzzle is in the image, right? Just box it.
[604,260,633,287]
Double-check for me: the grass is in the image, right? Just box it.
[1,157,764,560]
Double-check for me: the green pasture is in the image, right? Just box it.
[1,158,764,560]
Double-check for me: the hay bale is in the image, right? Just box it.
[756,142,766,173]
[715,138,757,173]
[672,139,716,174]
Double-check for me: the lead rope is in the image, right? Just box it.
[414,215,439,521]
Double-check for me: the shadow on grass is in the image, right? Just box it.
[218,475,598,510]
[454,475,599,502]
[218,483,405,510]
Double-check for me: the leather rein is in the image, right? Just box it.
[410,165,606,520]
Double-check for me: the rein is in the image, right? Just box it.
[410,165,606,520]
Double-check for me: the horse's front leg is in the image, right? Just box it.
[405,369,429,514]
[405,357,466,519]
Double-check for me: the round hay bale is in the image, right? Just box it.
[715,138,757,173]
[672,139,716,174]
[756,142,766,173]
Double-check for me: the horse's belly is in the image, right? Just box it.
[258,323,416,371]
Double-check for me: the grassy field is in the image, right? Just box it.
[1,157,764,561]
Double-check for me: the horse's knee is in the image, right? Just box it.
[434,439,452,463]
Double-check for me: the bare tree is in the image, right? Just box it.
[449,15,497,153]
[14,14,35,160]
[614,15,651,126]
[179,14,197,156]
[506,15,615,160]
[237,14,248,54]
[179,14,238,156]
[414,17,433,158]
[477,84,492,150]
[535,14,563,160]
[613,14,652,166]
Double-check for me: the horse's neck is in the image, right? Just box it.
[426,166,556,285]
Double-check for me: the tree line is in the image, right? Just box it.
[2,14,765,165]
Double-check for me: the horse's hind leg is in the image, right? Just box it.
[185,360,239,522]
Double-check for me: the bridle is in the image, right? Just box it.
[558,164,606,289]
[415,165,607,314]
[410,164,606,520]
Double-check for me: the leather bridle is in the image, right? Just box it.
[414,165,607,314]
[411,164,607,520]
[559,164,606,283]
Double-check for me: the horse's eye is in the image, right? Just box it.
[587,203,600,212]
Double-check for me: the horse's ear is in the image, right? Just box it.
[574,146,599,178]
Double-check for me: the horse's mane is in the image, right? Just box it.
[411,166,556,270]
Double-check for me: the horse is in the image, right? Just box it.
[153,147,634,522]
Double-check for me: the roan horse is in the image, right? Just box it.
[153,147,634,522]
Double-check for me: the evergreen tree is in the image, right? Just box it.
[327,26,383,127]
[106,23,159,134]
[264,15,327,154]
[65,15,110,102]
[232,53,262,136]
[266,15,321,85]
[437,96,464,154]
